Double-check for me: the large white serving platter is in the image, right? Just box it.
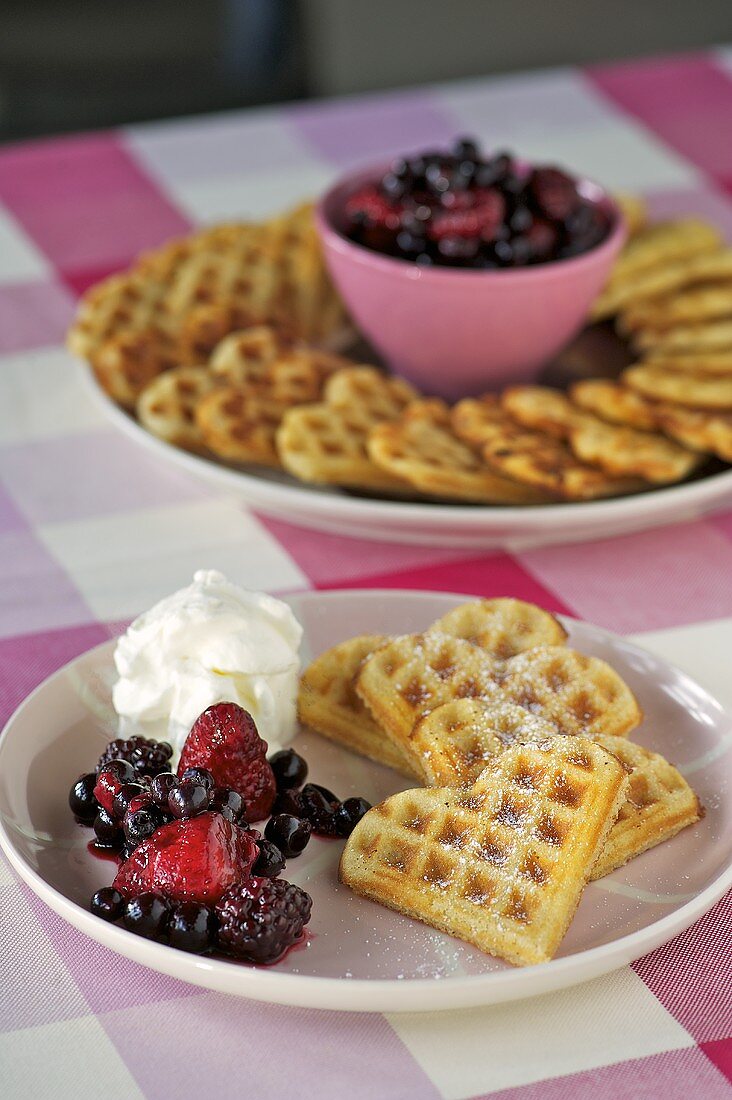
[1,589,730,1012]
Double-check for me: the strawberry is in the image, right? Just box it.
[344,184,401,230]
[177,703,276,822]
[428,189,505,241]
[113,811,258,905]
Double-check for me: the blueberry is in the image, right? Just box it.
[123,805,162,847]
[299,783,340,837]
[268,749,308,792]
[179,766,216,792]
[150,772,178,808]
[264,814,311,858]
[97,758,135,782]
[453,136,479,161]
[69,773,99,823]
[112,782,146,821]
[90,887,124,922]
[272,788,304,817]
[209,787,245,824]
[335,797,372,837]
[93,808,124,849]
[252,839,286,878]
[381,171,408,199]
[168,779,210,819]
[168,901,216,954]
[123,892,170,940]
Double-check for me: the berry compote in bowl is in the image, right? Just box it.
[316,138,625,399]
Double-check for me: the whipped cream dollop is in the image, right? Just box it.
[112,570,303,757]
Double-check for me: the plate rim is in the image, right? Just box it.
[2,588,731,1012]
[78,360,732,537]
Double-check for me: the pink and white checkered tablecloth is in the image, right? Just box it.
[1,49,732,1100]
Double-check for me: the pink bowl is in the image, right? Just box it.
[316,165,626,399]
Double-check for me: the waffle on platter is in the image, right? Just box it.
[72,202,732,505]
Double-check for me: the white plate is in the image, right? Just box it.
[82,363,732,549]
[1,589,731,1012]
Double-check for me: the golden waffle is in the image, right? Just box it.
[634,318,732,356]
[297,635,418,777]
[67,271,173,361]
[276,368,418,494]
[614,192,648,239]
[501,387,704,483]
[653,403,732,462]
[592,248,732,321]
[623,364,732,410]
[461,398,647,500]
[298,599,569,772]
[644,351,732,375]
[340,738,629,966]
[429,598,567,656]
[619,283,732,334]
[195,387,289,467]
[409,699,559,786]
[209,325,293,384]
[589,734,701,879]
[69,203,350,408]
[355,634,641,757]
[368,399,552,504]
[407,702,700,880]
[136,366,216,452]
[90,328,183,410]
[569,380,659,431]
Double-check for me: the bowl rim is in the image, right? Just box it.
[316,158,625,281]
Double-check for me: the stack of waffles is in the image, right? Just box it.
[67,203,351,410]
[298,597,701,965]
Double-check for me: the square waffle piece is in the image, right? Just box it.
[355,634,641,772]
[407,701,700,880]
[340,737,629,965]
[297,599,569,772]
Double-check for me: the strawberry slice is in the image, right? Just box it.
[177,703,276,822]
[113,811,258,905]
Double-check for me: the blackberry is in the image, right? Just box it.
[69,773,99,823]
[168,901,216,954]
[215,877,312,963]
[97,736,173,779]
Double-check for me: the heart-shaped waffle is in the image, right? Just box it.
[297,635,418,778]
[137,366,217,453]
[340,737,629,965]
[408,700,700,879]
[298,599,568,772]
[355,635,641,764]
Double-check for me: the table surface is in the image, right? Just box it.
[1,48,731,1100]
